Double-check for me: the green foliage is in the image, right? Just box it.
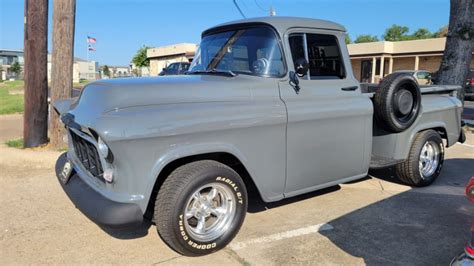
[0,80,24,114]
[354,35,379,43]
[5,138,23,149]
[382,24,438,41]
[102,65,110,77]
[434,26,448,37]
[10,61,22,76]
[345,34,351,44]
[132,46,150,68]
[412,28,435,40]
[383,24,410,41]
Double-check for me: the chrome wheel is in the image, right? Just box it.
[419,140,440,178]
[183,182,236,242]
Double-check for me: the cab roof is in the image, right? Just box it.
[203,16,346,36]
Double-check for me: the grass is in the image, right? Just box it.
[5,138,23,148]
[0,79,91,115]
[0,80,24,115]
[73,79,91,88]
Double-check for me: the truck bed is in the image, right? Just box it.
[362,83,463,169]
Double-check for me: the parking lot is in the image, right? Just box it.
[0,117,473,265]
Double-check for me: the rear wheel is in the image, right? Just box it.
[155,160,247,256]
[396,130,444,186]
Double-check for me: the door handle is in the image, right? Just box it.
[341,86,358,91]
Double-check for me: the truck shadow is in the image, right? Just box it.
[101,220,152,240]
[318,158,473,265]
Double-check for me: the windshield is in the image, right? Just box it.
[188,26,285,77]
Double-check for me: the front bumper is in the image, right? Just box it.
[55,152,143,229]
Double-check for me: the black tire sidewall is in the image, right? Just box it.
[413,132,444,185]
[171,166,247,256]
[388,80,421,130]
[375,73,421,133]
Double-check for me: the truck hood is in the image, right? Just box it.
[62,75,255,117]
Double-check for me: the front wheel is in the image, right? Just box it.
[396,130,444,186]
[155,160,248,256]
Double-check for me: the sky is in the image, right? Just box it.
[0,0,450,66]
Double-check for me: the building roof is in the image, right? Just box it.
[147,43,198,59]
[0,49,24,56]
[204,16,346,36]
[348,38,448,57]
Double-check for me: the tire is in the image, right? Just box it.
[155,160,248,256]
[374,73,421,133]
[395,130,444,187]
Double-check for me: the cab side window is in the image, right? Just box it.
[289,33,346,80]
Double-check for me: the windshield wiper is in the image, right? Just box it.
[187,68,237,77]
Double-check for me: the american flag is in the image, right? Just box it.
[87,36,97,43]
[88,44,96,52]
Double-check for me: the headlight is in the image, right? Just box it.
[97,137,109,158]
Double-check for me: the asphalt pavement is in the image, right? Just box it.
[0,114,473,265]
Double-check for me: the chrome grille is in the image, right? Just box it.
[70,130,104,181]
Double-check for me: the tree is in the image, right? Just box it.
[383,24,410,41]
[10,61,22,77]
[345,34,351,44]
[435,0,473,102]
[412,28,435,40]
[50,0,76,149]
[435,26,449,37]
[132,46,150,77]
[102,65,110,78]
[23,0,48,148]
[354,35,379,43]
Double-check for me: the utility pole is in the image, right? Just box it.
[23,0,49,148]
[50,0,76,149]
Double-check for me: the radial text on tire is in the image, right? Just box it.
[154,160,248,256]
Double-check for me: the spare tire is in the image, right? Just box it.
[374,73,421,133]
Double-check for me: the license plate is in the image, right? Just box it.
[60,160,73,184]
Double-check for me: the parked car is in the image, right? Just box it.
[159,62,190,76]
[53,17,466,256]
[450,177,474,265]
[465,69,473,101]
[431,69,473,101]
[389,70,433,85]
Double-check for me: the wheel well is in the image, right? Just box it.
[429,127,448,142]
[144,152,262,221]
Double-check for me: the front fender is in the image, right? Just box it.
[143,142,272,210]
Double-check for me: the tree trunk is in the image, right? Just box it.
[436,0,473,100]
[23,0,49,148]
[49,0,76,149]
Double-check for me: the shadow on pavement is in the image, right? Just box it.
[320,158,474,265]
[247,185,341,213]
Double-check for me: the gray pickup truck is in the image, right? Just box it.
[54,17,466,256]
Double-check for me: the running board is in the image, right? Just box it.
[369,155,404,169]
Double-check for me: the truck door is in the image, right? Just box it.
[279,29,373,197]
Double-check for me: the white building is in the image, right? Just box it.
[104,65,132,78]
[47,54,100,83]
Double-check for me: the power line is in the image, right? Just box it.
[233,0,246,18]
[254,0,266,12]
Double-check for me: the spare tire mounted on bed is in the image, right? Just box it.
[373,73,422,133]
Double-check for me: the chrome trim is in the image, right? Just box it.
[183,182,236,242]
[68,128,114,183]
